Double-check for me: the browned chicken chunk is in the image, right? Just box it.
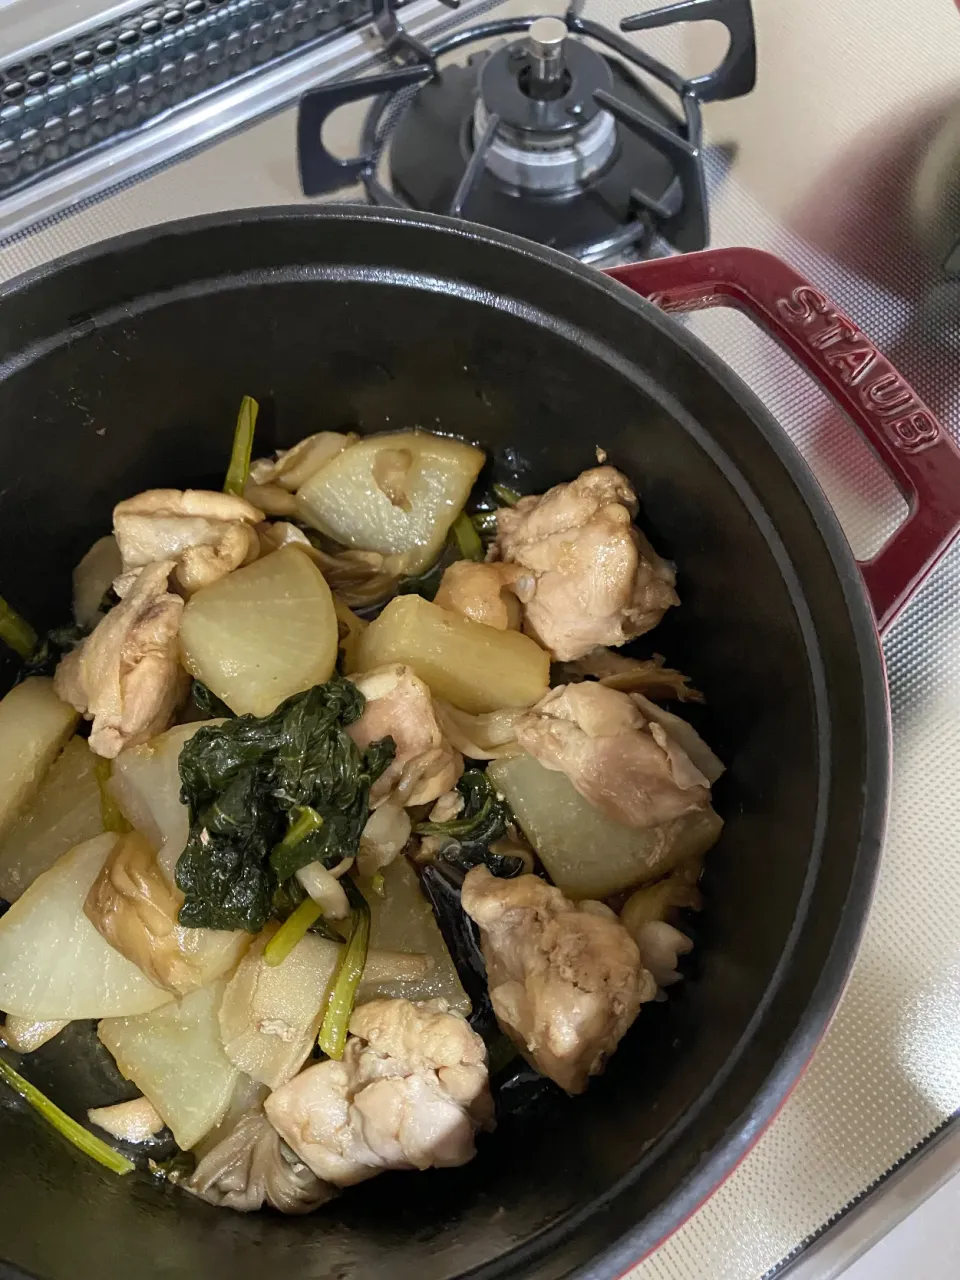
[434,560,525,631]
[461,867,655,1094]
[113,489,263,595]
[349,664,463,808]
[491,466,678,661]
[515,682,718,829]
[264,998,493,1186]
[54,560,188,757]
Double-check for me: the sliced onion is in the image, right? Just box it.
[295,862,350,920]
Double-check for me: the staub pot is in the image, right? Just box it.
[1,208,958,1280]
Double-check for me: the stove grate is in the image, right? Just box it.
[297,0,757,262]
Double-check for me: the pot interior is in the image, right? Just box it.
[0,210,886,1280]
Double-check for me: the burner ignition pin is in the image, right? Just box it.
[526,16,566,90]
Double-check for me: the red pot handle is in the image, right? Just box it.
[606,247,960,633]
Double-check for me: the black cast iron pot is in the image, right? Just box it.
[1,207,958,1280]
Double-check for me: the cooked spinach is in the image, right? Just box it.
[176,678,395,932]
[414,769,521,877]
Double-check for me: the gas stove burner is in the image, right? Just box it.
[388,28,686,260]
[468,20,619,195]
[297,0,757,264]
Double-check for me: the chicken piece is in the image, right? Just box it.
[245,432,356,516]
[461,866,654,1093]
[54,560,189,758]
[491,466,678,661]
[515,682,714,829]
[349,664,463,808]
[264,998,492,1187]
[434,560,525,631]
[187,1109,334,1213]
[112,489,263,595]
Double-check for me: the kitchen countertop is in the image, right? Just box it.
[0,0,959,1275]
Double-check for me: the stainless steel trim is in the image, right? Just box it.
[0,0,483,244]
[776,1119,960,1280]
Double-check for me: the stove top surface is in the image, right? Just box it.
[296,0,755,262]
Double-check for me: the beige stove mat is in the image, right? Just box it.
[0,3,959,1276]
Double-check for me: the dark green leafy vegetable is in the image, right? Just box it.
[415,769,521,876]
[223,395,259,497]
[0,1056,135,1176]
[176,679,394,932]
[317,882,370,1059]
[0,607,87,680]
[21,621,87,678]
[191,680,235,719]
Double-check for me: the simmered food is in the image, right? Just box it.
[0,406,724,1214]
[179,546,339,716]
[352,594,550,714]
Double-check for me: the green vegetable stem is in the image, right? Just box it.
[261,806,326,965]
[0,597,38,659]
[223,395,259,497]
[274,805,324,858]
[318,886,370,1060]
[0,1056,135,1176]
[492,484,522,506]
[264,897,323,967]
[451,512,484,562]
